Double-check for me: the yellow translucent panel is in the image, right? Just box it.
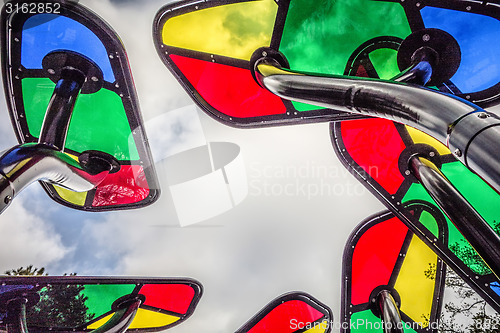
[394,235,437,326]
[87,309,180,330]
[303,320,329,333]
[406,126,450,155]
[129,308,180,329]
[54,185,87,206]
[52,153,86,206]
[162,0,277,60]
[87,313,113,330]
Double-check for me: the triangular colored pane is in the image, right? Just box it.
[351,216,408,305]
[394,235,439,325]
[161,0,277,61]
[129,308,180,329]
[170,54,286,118]
[83,284,136,318]
[248,300,323,333]
[237,293,332,333]
[340,118,406,195]
[140,283,196,314]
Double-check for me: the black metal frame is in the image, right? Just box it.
[235,291,333,333]
[0,276,203,333]
[154,0,500,129]
[333,120,500,312]
[341,205,447,333]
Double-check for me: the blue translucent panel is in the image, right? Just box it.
[0,285,34,294]
[421,7,500,93]
[491,282,500,296]
[22,14,115,82]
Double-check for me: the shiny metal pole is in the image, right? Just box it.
[252,56,500,195]
[90,297,142,333]
[0,144,116,213]
[38,67,86,150]
[377,290,404,333]
[0,51,117,214]
[409,156,500,278]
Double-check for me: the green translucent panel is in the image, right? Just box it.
[404,184,465,251]
[369,49,400,79]
[419,210,439,238]
[82,284,136,318]
[293,101,326,112]
[280,0,411,75]
[351,310,418,333]
[22,78,139,160]
[443,162,500,225]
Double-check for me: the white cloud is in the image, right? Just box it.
[0,197,72,273]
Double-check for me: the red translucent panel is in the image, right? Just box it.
[351,216,408,305]
[247,300,323,333]
[341,118,406,194]
[140,284,195,314]
[93,165,149,207]
[170,54,286,118]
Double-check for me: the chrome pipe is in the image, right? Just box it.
[253,58,500,193]
[90,298,142,333]
[0,143,112,213]
[39,67,85,150]
[409,155,500,279]
[377,290,404,333]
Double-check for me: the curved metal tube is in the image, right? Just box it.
[39,68,85,150]
[254,59,500,194]
[90,298,142,333]
[377,290,404,333]
[0,143,112,213]
[410,156,500,278]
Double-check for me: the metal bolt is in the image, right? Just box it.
[262,51,268,57]
[429,151,435,157]
[454,149,462,157]
[4,195,12,205]
[405,170,411,176]
[478,112,489,119]
[48,69,56,75]
[91,76,99,82]
[422,34,431,42]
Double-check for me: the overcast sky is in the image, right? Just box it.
[0,0,389,331]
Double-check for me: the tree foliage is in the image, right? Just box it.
[425,222,500,333]
[3,266,95,328]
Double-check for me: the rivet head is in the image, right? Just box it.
[4,195,12,205]
[478,112,489,119]
[422,34,431,42]
[454,149,462,157]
